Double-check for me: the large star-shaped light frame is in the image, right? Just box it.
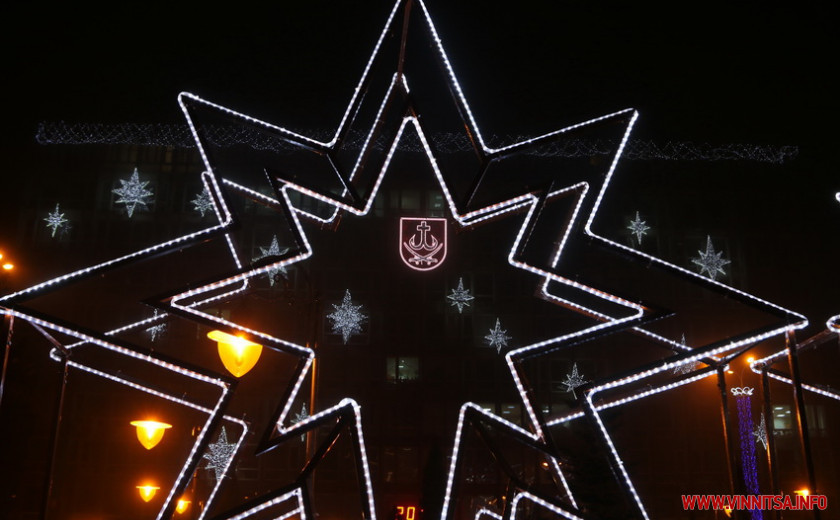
[1,1,813,519]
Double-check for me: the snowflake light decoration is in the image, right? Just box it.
[753,412,768,451]
[202,426,238,483]
[44,203,69,237]
[191,186,215,217]
[327,289,366,343]
[112,167,153,218]
[627,211,650,244]
[561,362,589,399]
[447,277,474,313]
[253,235,288,286]
[484,318,511,353]
[691,235,730,280]
[145,309,168,342]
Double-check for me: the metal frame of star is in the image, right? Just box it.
[1,0,811,519]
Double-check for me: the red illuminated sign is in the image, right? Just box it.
[396,505,417,520]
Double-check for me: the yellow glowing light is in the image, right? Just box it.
[176,498,191,514]
[723,506,733,517]
[208,330,263,378]
[137,484,160,502]
[727,369,734,374]
[130,420,173,450]
[794,488,809,497]
[747,356,755,364]
[2,263,13,271]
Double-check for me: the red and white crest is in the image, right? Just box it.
[399,217,447,271]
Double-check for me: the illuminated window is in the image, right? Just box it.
[386,357,419,382]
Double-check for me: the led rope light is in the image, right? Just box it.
[3,1,815,518]
[0,308,241,520]
[65,360,247,520]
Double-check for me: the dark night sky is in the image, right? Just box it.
[2,0,838,332]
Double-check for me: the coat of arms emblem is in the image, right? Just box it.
[399,217,447,271]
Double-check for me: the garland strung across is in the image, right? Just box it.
[35,122,798,164]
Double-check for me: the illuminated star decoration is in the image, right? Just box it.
[447,277,474,313]
[691,235,730,280]
[484,318,511,353]
[254,235,288,286]
[202,426,238,482]
[327,289,366,343]
[672,335,696,375]
[191,186,215,217]
[44,203,69,237]
[293,403,309,442]
[112,167,153,218]
[145,309,167,342]
[627,211,650,244]
[753,412,768,451]
[561,362,589,399]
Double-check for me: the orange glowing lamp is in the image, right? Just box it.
[2,262,12,271]
[794,488,810,497]
[130,420,173,450]
[208,330,263,377]
[176,498,192,514]
[137,484,160,502]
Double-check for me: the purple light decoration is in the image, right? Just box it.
[736,394,763,520]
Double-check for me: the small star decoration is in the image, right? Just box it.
[44,203,69,237]
[293,403,309,442]
[191,187,215,217]
[627,211,650,244]
[254,235,288,286]
[672,334,696,375]
[202,426,238,482]
[145,310,167,342]
[327,289,367,343]
[484,318,512,353]
[562,362,589,398]
[113,167,153,218]
[447,277,474,313]
[753,413,768,451]
[691,235,730,280]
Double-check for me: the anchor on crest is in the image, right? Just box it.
[399,217,447,271]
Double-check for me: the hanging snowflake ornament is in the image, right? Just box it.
[447,277,474,313]
[44,203,69,237]
[253,235,288,286]
[327,289,366,343]
[202,426,238,483]
[561,362,589,399]
[191,186,215,217]
[753,412,768,451]
[112,167,153,218]
[484,318,512,353]
[145,309,167,342]
[627,211,650,245]
[691,235,730,280]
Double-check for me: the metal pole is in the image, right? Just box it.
[785,330,819,519]
[0,314,13,409]
[760,366,781,520]
[43,360,69,520]
[716,367,738,498]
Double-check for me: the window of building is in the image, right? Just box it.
[386,356,420,382]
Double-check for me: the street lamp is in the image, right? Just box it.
[137,484,160,502]
[130,419,172,450]
[207,330,263,377]
[176,498,191,514]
